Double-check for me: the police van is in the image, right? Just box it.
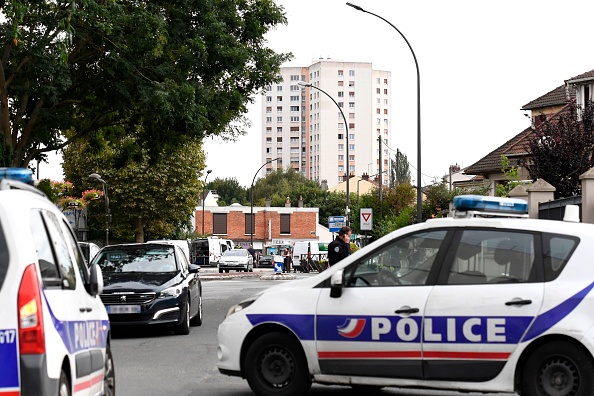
[0,168,114,396]
[218,195,594,396]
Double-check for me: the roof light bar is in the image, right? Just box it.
[453,195,528,218]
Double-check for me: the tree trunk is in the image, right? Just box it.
[134,217,146,243]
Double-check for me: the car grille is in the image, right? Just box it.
[157,311,180,321]
[100,293,156,305]
[108,313,153,323]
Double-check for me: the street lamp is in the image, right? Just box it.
[298,81,351,225]
[250,158,281,247]
[347,2,422,223]
[89,173,110,246]
[201,169,212,235]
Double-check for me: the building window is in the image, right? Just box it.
[338,81,344,86]
[277,116,282,122]
[266,107,272,113]
[338,70,343,76]
[376,88,380,94]
[266,117,272,123]
[384,109,388,114]
[349,113,355,119]
[349,92,355,98]
[349,70,355,76]
[266,127,272,133]
[277,106,282,112]
[384,78,388,84]
[338,102,344,108]
[349,134,355,140]
[244,214,254,235]
[290,75,300,81]
[213,213,227,235]
[338,144,344,150]
[338,91,344,97]
[349,144,355,150]
[349,102,355,108]
[277,127,282,132]
[338,133,344,140]
[376,108,380,114]
[376,78,380,84]
[349,123,355,129]
[384,89,388,94]
[338,165,344,171]
[277,137,282,142]
[338,155,344,160]
[266,96,272,102]
[290,85,299,91]
[266,137,272,143]
[280,214,290,234]
[349,155,355,161]
[290,116,300,122]
[290,106,299,111]
[349,81,355,87]
[290,95,299,101]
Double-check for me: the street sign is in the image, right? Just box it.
[360,208,373,230]
[328,215,346,232]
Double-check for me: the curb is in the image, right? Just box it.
[199,271,297,281]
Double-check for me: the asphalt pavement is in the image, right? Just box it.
[199,266,301,281]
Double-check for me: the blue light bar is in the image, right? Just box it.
[0,168,34,184]
[453,195,528,214]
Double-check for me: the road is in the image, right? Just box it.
[110,269,517,396]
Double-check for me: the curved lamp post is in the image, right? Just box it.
[89,173,110,246]
[347,2,422,223]
[250,158,281,247]
[298,81,351,226]
[201,169,212,235]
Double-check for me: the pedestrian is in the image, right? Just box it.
[247,245,257,267]
[328,226,352,266]
[283,248,292,273]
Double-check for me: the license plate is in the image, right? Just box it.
[106,305,141,314]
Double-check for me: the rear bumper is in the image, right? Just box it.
[20,354,58,396]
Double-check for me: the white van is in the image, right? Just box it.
[147,239,190,262]
[219,239,234,254]
[0,168,114,395]
[190,236,223,266]
[292,240,320,272]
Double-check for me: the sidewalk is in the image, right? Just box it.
[198,266,298,281]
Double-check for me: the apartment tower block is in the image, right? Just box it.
[261,60,391,188]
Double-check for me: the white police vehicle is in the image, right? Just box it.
[0,168,114,396]
[218,195,594,396]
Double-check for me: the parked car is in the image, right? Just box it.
[218,195,594,396]
[92,242,202,335]
[218,248,254,273]
[257,254,274,268]
[0,168,114,396]
[78,241,101,264]
[147,239,191,262]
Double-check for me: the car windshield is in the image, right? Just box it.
[94,246,178,273]
[223,250,246,257]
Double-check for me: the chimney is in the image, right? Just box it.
[362,173,369,181]
[266,198,271,207]
[285,196,291,207]
[321,180,328,191]
[298,196,303,208]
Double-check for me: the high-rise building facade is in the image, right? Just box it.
[261,60,391,188]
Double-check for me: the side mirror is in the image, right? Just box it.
[89,264,104,297]
[330,269,344,298]
[189,263,200,273]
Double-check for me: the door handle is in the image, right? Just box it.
[395,307,419,314]
[505,299,532,306]
[80,307,93,312]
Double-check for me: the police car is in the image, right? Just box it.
[218,195,594,396]
[0,168,114,396]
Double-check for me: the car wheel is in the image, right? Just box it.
[245,332,311,396]
[103,345,116,396]
[244,267,248,272]
[522,341,594,396]
[58,369,71,396]
[219,268,223,273]
[174,300,191,335]
[225,270,229,273]
[190,295,203,326]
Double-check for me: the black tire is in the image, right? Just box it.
[219,268,223,273]
[174,300,191,335]
[245,332,311,396]
[58,369,71,396]
[190,295,203,326]
[104,345,116,396]
[522,341,594,396]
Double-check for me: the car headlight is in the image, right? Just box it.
[159,286,182,298]
[225,298,257,318]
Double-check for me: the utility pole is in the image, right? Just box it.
[378,135,383,219]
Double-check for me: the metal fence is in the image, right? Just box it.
[538,196,582,221]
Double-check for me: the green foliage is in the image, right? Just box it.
[1,0,292,168]
[527,102,594,198]
[207,177,247,206]
[423,180,490,218]
[390,150,411,187]
[62,136,206,242]
[495,155,522,197]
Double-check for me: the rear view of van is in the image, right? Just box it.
[292,241,320,272]
[0,168,114,395]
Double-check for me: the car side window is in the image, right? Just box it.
[42,211,77,290]
[29,209,61,287]
[447,230,536,285]
[543,234,578,282]
[345,230,447,287]
[60,219,89,284]
[177,246,189,272]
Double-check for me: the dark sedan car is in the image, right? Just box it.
[257,254,274,268]
[91,242,203,335]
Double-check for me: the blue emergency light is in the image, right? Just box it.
[453,195,528,215]
[0,168,34,184]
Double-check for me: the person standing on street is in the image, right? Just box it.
[247,245,257,267]
[328,226,352,266]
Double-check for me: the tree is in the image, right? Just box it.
[495,155,522,197]
[62,136,206,242]
[390,149,411,187]
[527,102,594,198]
[206,177,247,206]
[1,0,291,168]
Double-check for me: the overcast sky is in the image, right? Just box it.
[43,0,594,187]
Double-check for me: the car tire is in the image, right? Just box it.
[190,295,203,326]
[174,300,191,335]
[219,268,223,273]
[522,341,594,396]
[245,332,312,396]
[58,369,71,396]
[103,345,116,396]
